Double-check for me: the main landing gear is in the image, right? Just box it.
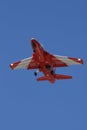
[34,69,40,76]
[34,66,41,76]
[34,72,38,76]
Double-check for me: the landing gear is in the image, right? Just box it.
[34,69,39,76]
[45,65,51,70]
[34,72,37,76]
[33,49,36,52]
[50,70,54,75]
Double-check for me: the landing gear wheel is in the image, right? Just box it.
[33,49,36,52]
[34,72,37,76]
[51,70,54,75]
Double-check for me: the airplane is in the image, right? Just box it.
[10,38,84,83]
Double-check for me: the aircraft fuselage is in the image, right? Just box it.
[31,38,55,83]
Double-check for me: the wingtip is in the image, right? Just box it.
[10,63,14,69]
[69,57,84,64]
[77,58,84,64]
[10,61,21,69]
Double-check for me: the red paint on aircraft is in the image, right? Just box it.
[10,38,84,83]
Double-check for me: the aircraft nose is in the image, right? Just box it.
[31,38,41,50]
[31,38,36,49]
[32,42,36,48]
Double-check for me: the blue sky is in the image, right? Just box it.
[0,0,87,129]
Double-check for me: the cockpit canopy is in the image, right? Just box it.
[40,44,44,50]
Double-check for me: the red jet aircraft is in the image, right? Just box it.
[10,38,83,83]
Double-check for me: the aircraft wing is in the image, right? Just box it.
[52,55,83,67]
[10,57,38,70]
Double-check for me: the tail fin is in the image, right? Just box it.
[54,74,72,80]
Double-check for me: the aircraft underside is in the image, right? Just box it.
[34,62,72,83]
[10,38,83,84]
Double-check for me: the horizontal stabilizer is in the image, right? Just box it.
[54,74,72,80]
[37,76,48,81]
